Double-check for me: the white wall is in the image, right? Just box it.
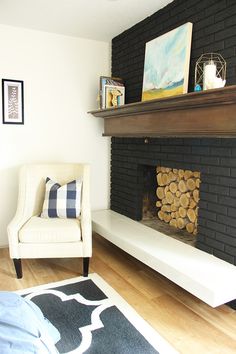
[0,24,110,246]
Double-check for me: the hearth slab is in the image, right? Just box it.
[92,209,236,307]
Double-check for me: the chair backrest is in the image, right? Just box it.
[16,164,90,220]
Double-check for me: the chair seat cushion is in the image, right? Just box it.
[19,216,81,243]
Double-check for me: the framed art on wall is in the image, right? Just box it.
[2,79,24,124]
[142,22,193,101]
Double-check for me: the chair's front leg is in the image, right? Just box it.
[83,257,89,277]
[13,259,22,279]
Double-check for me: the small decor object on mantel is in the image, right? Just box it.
[142,22,193,101]
[104,84,125,108]
[99,76,124,109]
[194,53,226,91]
[2,79,24,124]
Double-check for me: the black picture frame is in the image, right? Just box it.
[2,79,24,124]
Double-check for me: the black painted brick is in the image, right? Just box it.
[111,137,236,264]
[198,217,206,226]
[213,249,235,264]
[208,202,228,215]
[195,242,213,254]
[221,158,236,167]
[209,185,229,196]
[198,200,208,209]
[205,0,227,16]
[228,207,236,217]
[199,209,217,221]
[196,234,205,243]
[215,25,236,42]
[201,174,220,184]
[111,0,236,265]
[206,220,226,233]
[219,176,236,188]
[207,21,225,35]
[229,188,236,197]
[192,146,210,155]
[216,232,236,247]
[218,214,236,228]
[194,15,214,30]
[111,192,136,204]
[215,3,236,21]
[231,168,236,177]
[183,155,201,163]
[208,166,230,176]
[200,183,208,192]
[219,195,235,206]
[200,191,218,203]
[205,237,225,251]
[226,225,236,238]
[200,156,220,166]
[198,226,215,238]
[209,147,231,156]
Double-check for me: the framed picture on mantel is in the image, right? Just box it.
[2,79,24,124]
[142,22,193,101]
[99,76,124,109]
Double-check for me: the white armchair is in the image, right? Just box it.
[8,163,92,279]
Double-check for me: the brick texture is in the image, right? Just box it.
[112,0,236,104]
[110,0,236,271]
[111,138,236,266]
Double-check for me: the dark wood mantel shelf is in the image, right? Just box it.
[88,85,236,137]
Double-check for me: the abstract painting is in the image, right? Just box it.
[142,22,193,101]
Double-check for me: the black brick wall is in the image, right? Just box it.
[112,0,236,103]
[111,137,236,266]
[110,0,236,267]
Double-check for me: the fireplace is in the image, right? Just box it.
[90,89,236,307]
[111,137,236,266]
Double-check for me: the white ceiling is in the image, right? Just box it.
[0,0,173,41]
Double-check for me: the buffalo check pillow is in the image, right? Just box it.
[41,177,82,218]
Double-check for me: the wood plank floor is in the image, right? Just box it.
[0,233,235,354]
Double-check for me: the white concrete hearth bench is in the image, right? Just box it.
[92,209,236,308]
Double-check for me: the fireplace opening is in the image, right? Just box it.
[140,165,201,247]
[142,165,157,220]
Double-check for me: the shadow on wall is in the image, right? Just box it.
[0,166,20,247]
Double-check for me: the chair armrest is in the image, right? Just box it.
[8,213,30,259]
[80,209,92,256]
[80,164,92,257]
[8,165,35,258]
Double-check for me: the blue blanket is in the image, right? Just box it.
[0,292,60,353]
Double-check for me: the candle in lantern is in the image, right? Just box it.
[203,60,217,90]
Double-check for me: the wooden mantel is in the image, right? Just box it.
[88,85,236,137]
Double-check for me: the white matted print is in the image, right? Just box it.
[2,79,24,124]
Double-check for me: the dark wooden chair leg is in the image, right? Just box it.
[13,259,22,279]
[83,257,89,277]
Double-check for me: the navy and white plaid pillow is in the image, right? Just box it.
[41,177,82,218]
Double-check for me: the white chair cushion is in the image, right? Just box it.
[19,216,81,244]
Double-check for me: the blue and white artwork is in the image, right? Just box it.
[142,22,193,101]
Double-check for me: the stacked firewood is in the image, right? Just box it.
[156,167,200,235]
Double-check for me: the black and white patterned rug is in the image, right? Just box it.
[17,274,177,354]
